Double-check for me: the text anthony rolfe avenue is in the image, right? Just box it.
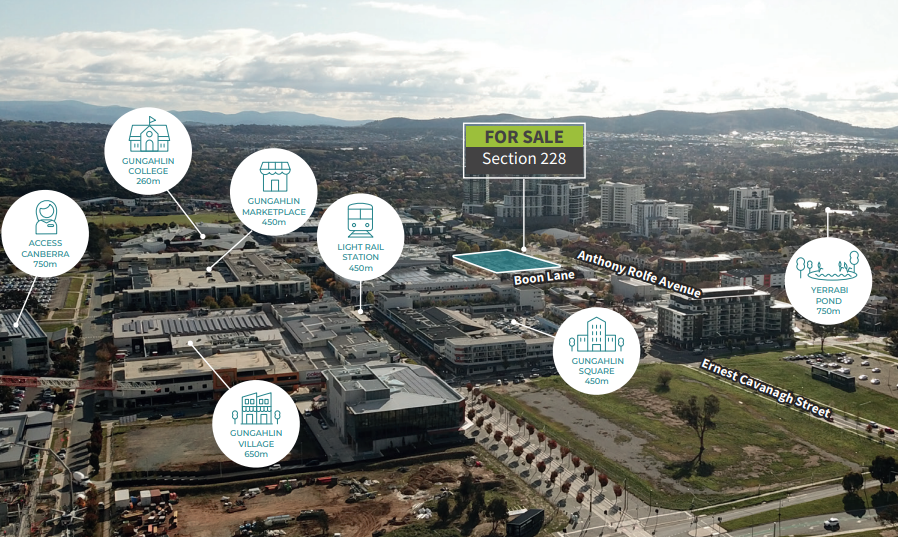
[700,358,832,419]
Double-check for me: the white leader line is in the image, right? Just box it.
[188,341,230,389]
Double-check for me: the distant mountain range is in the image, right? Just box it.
[0,100,368,127]
[366,109,898,138]
[0,100,895,137]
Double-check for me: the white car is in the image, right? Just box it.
[872,379,881,385]
[859,375,869,381]
[861,361,870,366]
[872,368,881,373]
[823,518,840,530]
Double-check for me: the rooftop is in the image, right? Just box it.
[119,349,292,381]
[113,309,274,339]
[453,249,560,274]
[0,310,45,340]
[326,363,463,414]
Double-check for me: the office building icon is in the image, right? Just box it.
[241,392,273,425]
[347,202,374,238]
[571,316,624,352]
[261,162,291,192]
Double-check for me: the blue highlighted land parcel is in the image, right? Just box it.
[453,249,560,274]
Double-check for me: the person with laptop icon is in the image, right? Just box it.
[35,200,58,235]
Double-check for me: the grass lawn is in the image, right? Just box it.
[64,292,80,308]
[88,212,238,227]
[724,352,898,426]
[488,363,887,510]
[697,491,791,515]
[722,482,898,531]
[38,322,74,333]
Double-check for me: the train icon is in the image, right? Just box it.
[347,202,374,238]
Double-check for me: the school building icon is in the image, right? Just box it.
[129,117,170,152]
[241,392,273,425]
[575,316,623,352]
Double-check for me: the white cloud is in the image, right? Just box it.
[356,2,484,21]
[0,28,897,126]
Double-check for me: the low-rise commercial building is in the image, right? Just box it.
[108,349,310,407]
[0,411,53,480]
[0,310,50,372]
[323,363,465,452]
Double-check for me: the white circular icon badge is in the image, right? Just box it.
[553,308,640,395]
[316,194,405,281]
[212,380,300,468]
[1,190,89,278]
[105,107,192,195]
[785,237,871,325]
[230,148,318,236]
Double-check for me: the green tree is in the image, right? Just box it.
[870,455,898,490]
[672,395,720,466]
[812,323,837,353]
[657,370,673,390]
[841,317,860,334]
[72,326,83,339]
[842,471,864,494]
[486,497,509,533]
[436,497,451,520]
[219,295,236,308]
[456,240,471,254]
[237,294,255,307]
[366,291,375,304]
[202,295,220,309]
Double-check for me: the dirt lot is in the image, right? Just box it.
[113,419,325,472]
[174,461,496,537]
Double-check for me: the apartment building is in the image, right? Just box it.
[728,186,794,231]
[656,286,793,349]
[600,182,645,227]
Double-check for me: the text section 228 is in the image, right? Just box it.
[463,123,585,178]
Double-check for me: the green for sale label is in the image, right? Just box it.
[463,123,585,178]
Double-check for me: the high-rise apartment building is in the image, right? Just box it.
[728,186,793,231]
[600,182,645,227]
[462,176,490,214]
[631,199,679,237]
[494,178,589,228]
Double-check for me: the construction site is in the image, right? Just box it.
[114,453,562,537]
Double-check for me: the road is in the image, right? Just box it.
[729,510,882,537]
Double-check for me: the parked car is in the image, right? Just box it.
[872,367,881,373]
[872,378,881,385]
[269,464,281,471]
[861,361,870,366]
[823,518,840,530]
[147,413,163,421]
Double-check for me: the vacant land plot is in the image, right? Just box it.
[489,363,884,509]
[112,417,326,472]
[174,457,562,537]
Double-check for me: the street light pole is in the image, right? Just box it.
[16,442,75,512]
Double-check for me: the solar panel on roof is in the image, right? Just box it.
[148,320,155,329]
[136,323,143,334]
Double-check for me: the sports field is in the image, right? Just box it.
[453,249,559,273]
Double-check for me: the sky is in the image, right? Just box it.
[1,0,897,126]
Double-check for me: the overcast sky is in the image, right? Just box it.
[1,0,897,126]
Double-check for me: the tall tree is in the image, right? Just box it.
[811,323,837,353]
[486,497,509,533]
[672,395,721,465]
[870,455,898,490]
[841,471,864,494]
